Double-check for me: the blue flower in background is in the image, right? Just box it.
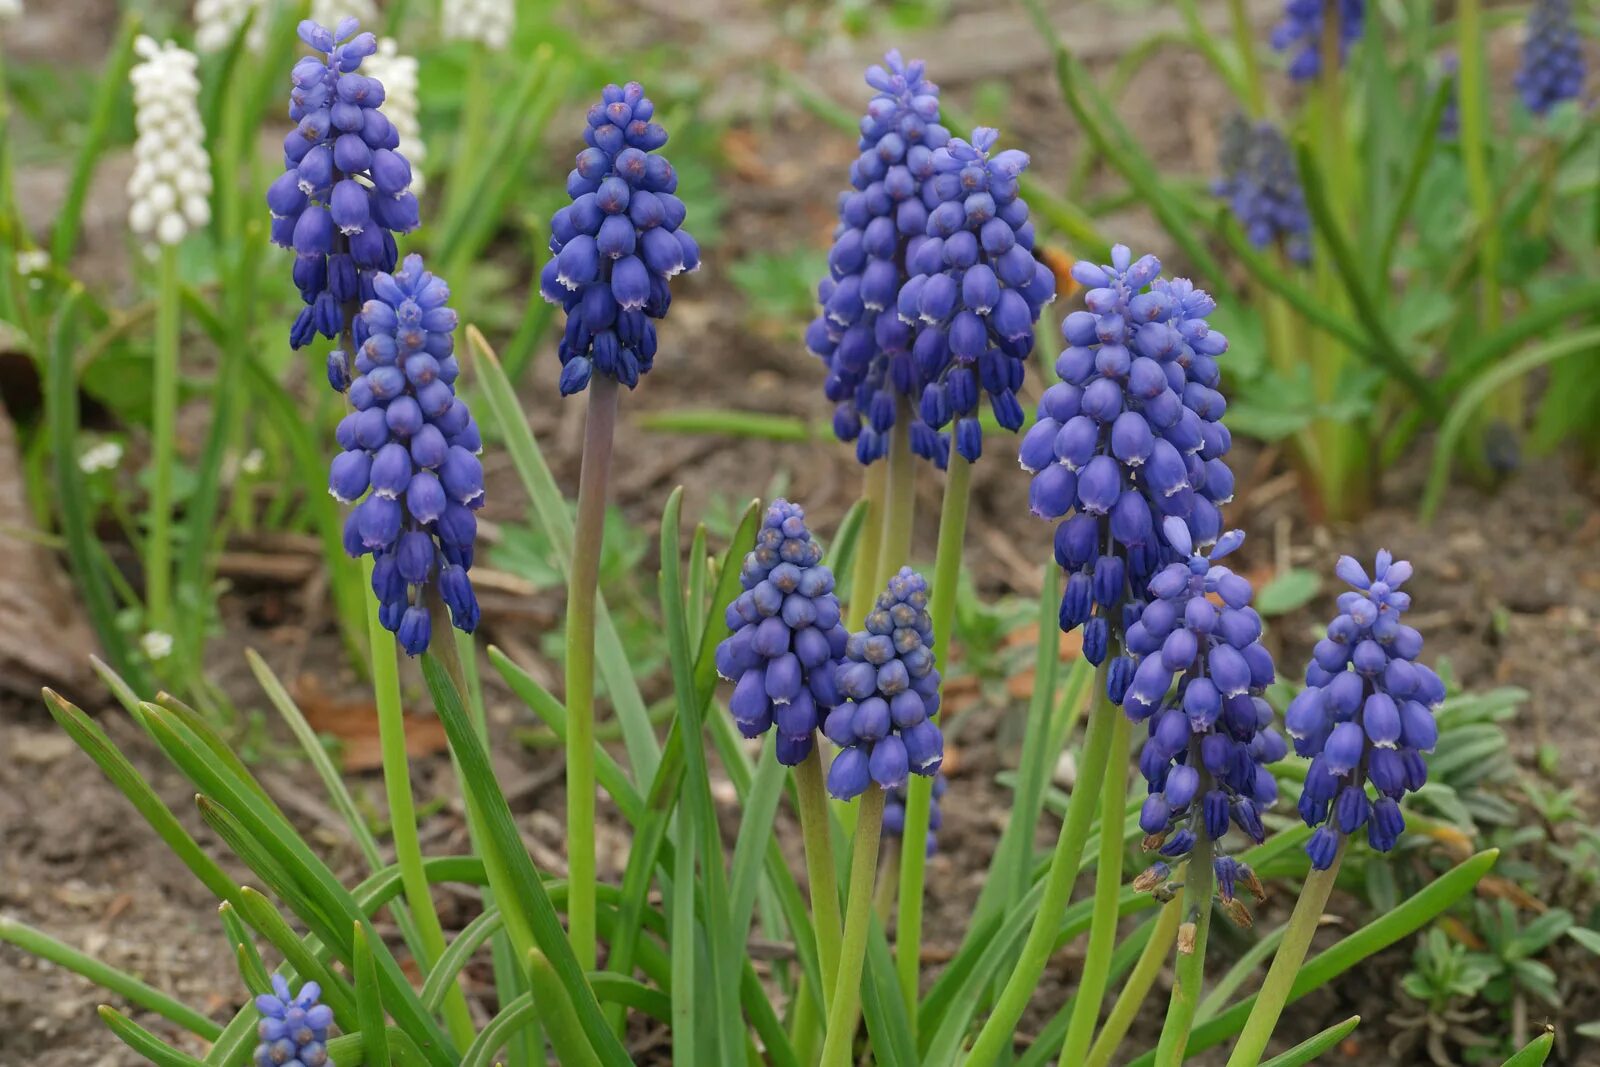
[540,81,699,394]
[717,501,849,766]
[254,976,334,1067]
[1286,552,1444,869]
[1213,115,1311,265]
[267,18,420,349]
[884,771,947,857]
[824,567,944,799]
[1271,0,1365,82]
[806,51,953,467]
[1516,0,1586,117]
[330,254,482,655]
[904,126,1055,465]
[1124,519,1282,868]
[1437,54,1460,142]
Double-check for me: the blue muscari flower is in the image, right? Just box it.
[1516,0,1586,117]
[1271,0,1365,82]
[884,771,947,857]
[1437,54,1460,142]
[1213,116,1311,265]
[539,81,699,395]
[824,567,944,799]
[902,126,1055,465]
[716,500,849,766]
[1124,519,1282,868]
[330,253,482,655]
[254,975,334,1067]
[267,18,420,350]
[1287,551,1443,870]
[1022,246,1234,676]
[806,51,953,468]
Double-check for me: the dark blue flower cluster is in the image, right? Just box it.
[907,127,1055,464]
[1021,246,1233,669]
[254,976,333,1067]
[540,82,699,395]
[1287,552,1443,870]
[1516,0,1586,117]
[1125,519,1282,865]
[1271,0,1365,82]
[330,254,482,655]
[805,51,953,467]
[716,500,848,767]
[1213,116,1311,265]
[824,567,944,800]
[267,18,420,349]
[884,771,947,857]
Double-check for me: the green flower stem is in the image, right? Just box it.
[819,785,885,1067]
[1059,701,1132,1063]
[1225,0,1265,116]
[366,575,475,1051]
[146,243,181,638]
[1224,843,1346,1067]
[1085,898,1182,1067]
[847,462,888,629]
[873,407,915,596]
[1154,830,1216,1067]
[965,660,1116,1063]
[566,375,619,972]
[795,740,844,1012]
[893,452,970,1021]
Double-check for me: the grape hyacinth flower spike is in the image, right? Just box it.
[539,81,699,395]
[253,976,334,1067]
[329,253,483,655]
[824,567,944,799]
[1287,552,1442,870]
[1271,0,1365,82]
[1021,245,1234,677]
[128,37,212,245]
[716,501,849,765]
[806,50,953,467]
[1124,518,1281,911]
[1515,0,1586,117]
[904,126,1055,464]
[1213,115,1310,265]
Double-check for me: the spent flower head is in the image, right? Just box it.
[1271,0,1365,82]
[128,38,212,245]
[905,126,1055,465]
[253,975,334,1067]
[716,501,848,766]
[1516,0,1586,117]
[1213,116,1310,265]
[806,51,952,466]
[539,82,700,395]
[824,567,944,800]
[1286,552,1443,869]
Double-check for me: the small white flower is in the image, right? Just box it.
[141,630,175,661]
[193,0,263,53]
[78,441,125,474]
[240,448,265,475]
[127,38,212,245]
[444,0,513,51]
[15,249,49,275]
[362,38,425,193]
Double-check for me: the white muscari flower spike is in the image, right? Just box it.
[193,0,263,53]
[127,37,212,245]
[141,630,175,660]
[79,441,124,474]
[363,38,426,194]
[444,0,514,51]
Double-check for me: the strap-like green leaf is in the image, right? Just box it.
[1499,1031,1555,1067]
[1260,1015,1362,1067]
[352,923,392,1067]
[97,1006,207,1067]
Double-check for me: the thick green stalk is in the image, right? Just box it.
[795,741,844,1010]
[894,453,970,1019]
[146,244,181,638]
[367,581,475,1051]
[1154,833,1216,1067]
[1059,705,1132,1062]
[965,661,1116,1062]
[1085,898,1182,1067]
[874,408,915,596]
[819,786,885,1067]
[847,463,888,629]
[1224,845,1345,1067]
[565,376,619,971]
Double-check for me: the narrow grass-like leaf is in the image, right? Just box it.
[528,950,605,1067]
[0,917,222,1040]
[1198,921,1289,1022]
[635,408,815,441]
[50,14,139,262]
[97,1006,207,1067]
[1499,1031,1555,1067]
[218,902,271,995]
[1010,909,1159,1067]
[423,908,503,1012]
[352,924,392,1067]
[1376,77,1451,277]
[861,919,919,1064]
[1258,1015,1362,1067]
[590,973,672,1023]
[727,741,787,948]
[232,886,357,1024]
[670,810,699,1064]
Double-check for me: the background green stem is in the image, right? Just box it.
[1155,832,1216,1067]
[1060,702,1132,1063]
[873,409,915,596]
[566,376,619,972]
[146,244,180,639]
[819,786,885,1067]
[1224,845,1345,1067]
[965,661,1115,1062]
[1085,897,1182,1067]
[847,463,887,629]
[795,740,844,1010]
[894,452,970,1021]
[1225,0,1265,116]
